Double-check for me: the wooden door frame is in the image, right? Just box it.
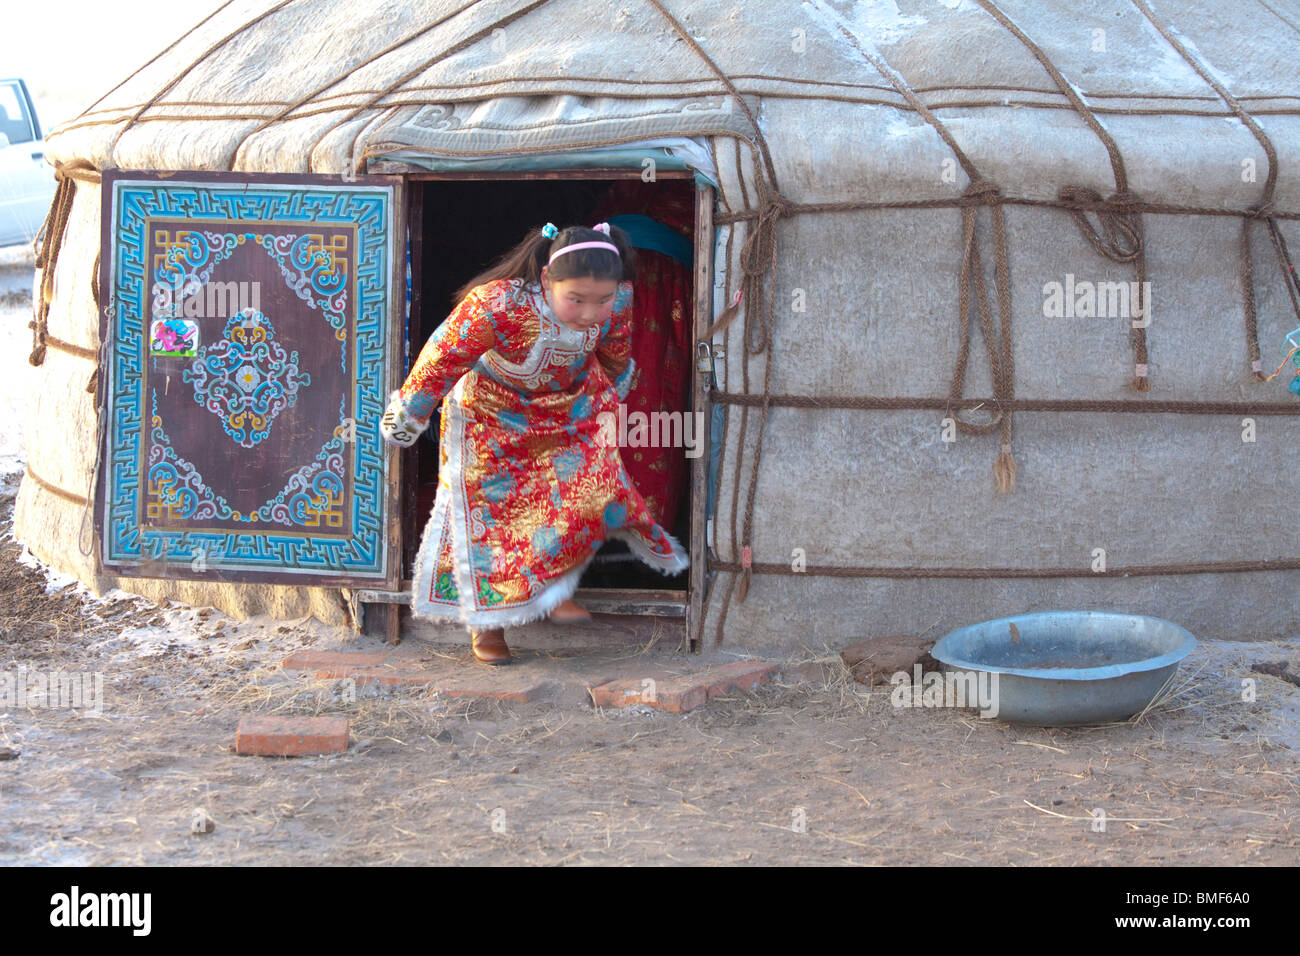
[686,180,714,654]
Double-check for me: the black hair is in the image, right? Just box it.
[452,223,637,305]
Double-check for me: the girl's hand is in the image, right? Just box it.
[380,390,427,447]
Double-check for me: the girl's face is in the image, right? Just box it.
[541,267,619,331]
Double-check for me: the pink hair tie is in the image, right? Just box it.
[592,222,611,234]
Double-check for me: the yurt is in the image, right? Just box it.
[17,0,1300,653]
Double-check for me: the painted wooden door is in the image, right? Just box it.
[95,170,404,587]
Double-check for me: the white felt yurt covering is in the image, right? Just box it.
[17,0,1300,649]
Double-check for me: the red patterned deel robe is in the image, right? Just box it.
[388,277,689,628]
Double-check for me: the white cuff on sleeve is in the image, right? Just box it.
[379,390,429,447]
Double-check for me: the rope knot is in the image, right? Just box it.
[1248,201,1275,220]
[736,185,794,283]
[1059,183,1143,263]
[1108,189,1143,210]
[754,188,797,225]
[964,179,1001,202]
[719,180,799,357]
[51,161,102,187]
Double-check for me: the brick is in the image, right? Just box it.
[652,676,711,714]
[587,676,707,713]
[281,650,394,671]
[587,662,776,714]
[235,716,349,756]
[586,678,638,708]
[698,660,779,697]
[589,678,665,710]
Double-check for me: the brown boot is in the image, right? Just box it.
[470,627,511,665]
[549,597,593,622]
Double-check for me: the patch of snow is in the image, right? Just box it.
[883,112,924,138]
[16,545,79,595]
[1133,5,1231,90]
[24,843,94,866]
[592,702,664,718]
[1165,23,1237,89]
[8,540,340,663]
[845,0,928,45]
[82,604,331,665]
[806,1,897,79]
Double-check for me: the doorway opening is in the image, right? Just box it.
[401,172,699,609]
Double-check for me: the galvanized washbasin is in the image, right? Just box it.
[930,611,1198,726]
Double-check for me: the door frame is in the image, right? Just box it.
[355,166,715,649]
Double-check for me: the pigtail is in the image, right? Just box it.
[606,224,638,281]
[451,227,554,305]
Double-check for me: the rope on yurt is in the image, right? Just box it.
[952,179,1016,496]
[645,0,794,617]
[23,464,87,505]
[77,0,238,122]
[23,159,111,551]
[63,76,1300,137]
[1242,218,1273,382]
[802,6,1019,497]
[105,0,301,165]
[706,556,1300,580]
[711,392,1300,416]
[29,178,73,366]
[301,0,556,174]
[713,194,1300,223]
[974,0,1152,394]
[683,3,1300,645]
[226,0,484,169]
[30,161,100,367]
[1131,0,1289,385]
[78,326,113,558]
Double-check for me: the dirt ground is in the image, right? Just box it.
[2,470,1296,866]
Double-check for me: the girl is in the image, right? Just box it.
[380,222,690,664]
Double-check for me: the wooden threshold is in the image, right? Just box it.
[353,584,687,617]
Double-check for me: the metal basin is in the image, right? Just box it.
[930,610,1198,726]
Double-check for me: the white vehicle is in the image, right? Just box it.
[0,78,55,247]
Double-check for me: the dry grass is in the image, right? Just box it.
[2,510,1296,863]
